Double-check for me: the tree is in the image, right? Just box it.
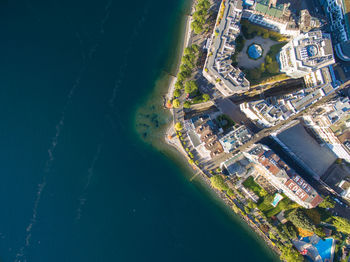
[210,175,228,191]
[173,89,181,98]
[235,35,245,53]
[184,80,198,94]
[315,226,326,238]
[319,196,335,209]
[191,44,199,53]
[179,64,191,77]
[183,101,191,108]
[266,61,280,74]
[172,99,180,108]
[280,223,297,239]
[262,32,269,39]
[260,62,265,72]
[191,20,204,35]
[333,216,350,234]
[177,71,186,83]
[248,200,257,209]
[196,0,210,11]
[174,122,183,131]
[265,55,273,64]
[227,188,235,197]
[287,209,315,232]
[202,93,210,102]
[181,55,195,69]
[174,81,183,90]
[280,246,304,262]
[250,68,261,80]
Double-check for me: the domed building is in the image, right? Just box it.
[278,31,335,78]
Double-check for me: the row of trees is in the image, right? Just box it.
[240,19,288,42]
[176,44,200,86]
[191,0,210,34]
[210,175,228,191]
[231,35,245,67]
[171,44,200,108]
[173,43,210,108]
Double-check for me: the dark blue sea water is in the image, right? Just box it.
[0,0,279,261]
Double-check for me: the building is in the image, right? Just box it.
[242,0,299,36]
[240,86,329,127]
[338,180,350,200]
[203,0,250,97]
[250,144,323,208]
[320,0,348,43]
[319,0,350,61]
[303,96,350,162]
[298,9,321,33]
[322,161,350,201]
[278,31,335,78]
[222,144,323,208]
[186,115,224,159]
[219,125,252,153]
[221,152,254,177]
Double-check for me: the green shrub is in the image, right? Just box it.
[210,175,228,191]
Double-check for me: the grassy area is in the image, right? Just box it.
[258,194,298,218]
[242,176,267,197]
[210,175,228,191]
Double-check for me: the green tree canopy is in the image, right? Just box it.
[280,223,298,239]
[196,0,210,11]
[265,55,273,64]
[332,216,350,234]
[210,175,228,191]
[266,61,280,74]
[190,44,199,53]
[249,68,262,80]
[315,226,326,238]
[202,93,210,102]
[184,80,198,94]
[172,99,180,108]
[174,122,183,131]
[191,20,204,35]
[177,71,187,83]
[280,246,304,262]
[183,101,191,109]
[287,209,315,232]
[181,54,195,69]
[319,196,335,209]
[173,89,181,98]
[174,81,183,90]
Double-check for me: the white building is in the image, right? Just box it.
[242,0,299,36]
[203,0,250,97]
[278,31,335,78]
[303,96,350,162]
[219,125,252,153]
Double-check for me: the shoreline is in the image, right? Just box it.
[165,6,193,101]
[163,0,281,258]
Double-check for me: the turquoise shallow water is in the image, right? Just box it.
[0,0,278,261]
